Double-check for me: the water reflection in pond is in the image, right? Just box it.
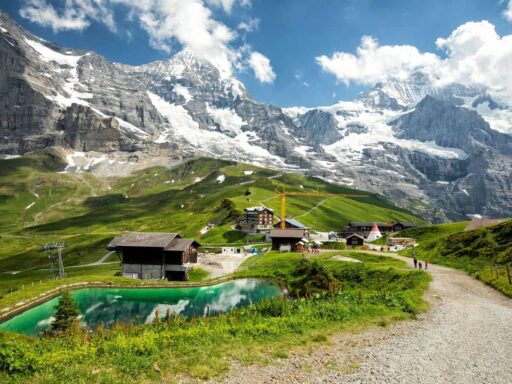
[0,279,281,336]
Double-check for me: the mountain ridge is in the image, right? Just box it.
[1,10,511,222]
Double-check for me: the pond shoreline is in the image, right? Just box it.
[0,275,284,325]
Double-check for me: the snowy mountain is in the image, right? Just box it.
[1,10,511,222]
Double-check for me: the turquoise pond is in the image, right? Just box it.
[0,279,282,336]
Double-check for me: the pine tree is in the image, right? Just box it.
[51,290,80,333]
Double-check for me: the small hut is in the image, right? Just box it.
[269,228,309,252]
[107,232,200,281]
[346,234,364,247]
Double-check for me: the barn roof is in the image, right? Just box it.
[107,232,200,252]
[347,221,419,228]
[277,218,308,228]
[346,234,365,240]
[108,232,180,249]
[165,238,199,252]
[269,228,308,239]
[245,205,274,213]
[348,222,389,227]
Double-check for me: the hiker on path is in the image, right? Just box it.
[419,261,423,270]
[413,258,418,269]
[425,260,429,270]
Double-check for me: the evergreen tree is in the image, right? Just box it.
[51,290,80,333]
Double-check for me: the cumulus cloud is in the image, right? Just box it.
[207,0,251,14]
[238,17,259,32]
[504,0,512,22]
[20,0,116,33]
[19,0,275,83]
[316,36,440,86]
[317,20,512,103]
[126,0,237,75]
[19,0,91,32]
[248,51,276,83]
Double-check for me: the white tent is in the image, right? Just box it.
[366,223,382,242]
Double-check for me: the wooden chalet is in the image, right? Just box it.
[239,206,274,233]
[273,218,310,236]
[338,221,419,238]
[107,232,200,281]
[345,234,365,247]
[269,228,309,252]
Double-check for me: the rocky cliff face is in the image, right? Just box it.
[1,10,511,221]
[393,96,512,156]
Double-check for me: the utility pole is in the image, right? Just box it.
[42,241,67,279]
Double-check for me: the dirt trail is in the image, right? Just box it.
[217,253,512,384]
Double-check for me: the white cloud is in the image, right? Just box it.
[504,1,512,22]
[317,20,512,104]
[20,0,116,33]
[248,51,276,83]
[19,0,90,32]
[19,0,274,83]
[129,0,237,76]
[434,21,512,102]
[207,0,251,14]
[316,35,439,86]
[238,17,259,32]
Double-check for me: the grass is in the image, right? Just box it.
[0,150,423,295]
[0,250,430,383]
[400,220,512,297]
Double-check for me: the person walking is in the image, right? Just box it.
[425,260,428,270]
[413,258,418,269]
[418,261,423,270]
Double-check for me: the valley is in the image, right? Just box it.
[0,4,511,384]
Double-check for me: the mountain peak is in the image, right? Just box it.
[358,71,484,109]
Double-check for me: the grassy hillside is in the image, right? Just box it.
[0,251,430,383]
[401,220,512,296]
[0,149,422,294]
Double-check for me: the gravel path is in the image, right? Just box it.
[217,254,512,384]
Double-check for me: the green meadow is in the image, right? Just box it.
[400,220,512,297]
[0,149,423,296]
[0,250,430,383]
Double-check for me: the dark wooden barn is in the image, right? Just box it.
[107,232,200,281]
[273,218,310,236]
[338,221,419,238]
[345,234,365,247]
[269,228,308,252]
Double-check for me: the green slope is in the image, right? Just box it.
[401,220,512,296]
[0,149,422,276]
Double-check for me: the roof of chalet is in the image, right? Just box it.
[347,221,419,227]
[107,232,200,250]
[244,205,274,213]
[165,238,199,252]
[269,228,308,239]
[276,218,308,228]
[346,234,365,240]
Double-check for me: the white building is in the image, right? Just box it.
[221,247,245,256]
[366,223,382,242]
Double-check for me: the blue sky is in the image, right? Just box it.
[1,0,512,107]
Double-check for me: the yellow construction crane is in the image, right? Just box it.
[276,186,369,229]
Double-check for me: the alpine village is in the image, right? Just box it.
[0,3,511,384]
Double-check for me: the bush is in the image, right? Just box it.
[0,338,37,374]
[289,259,339,298]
